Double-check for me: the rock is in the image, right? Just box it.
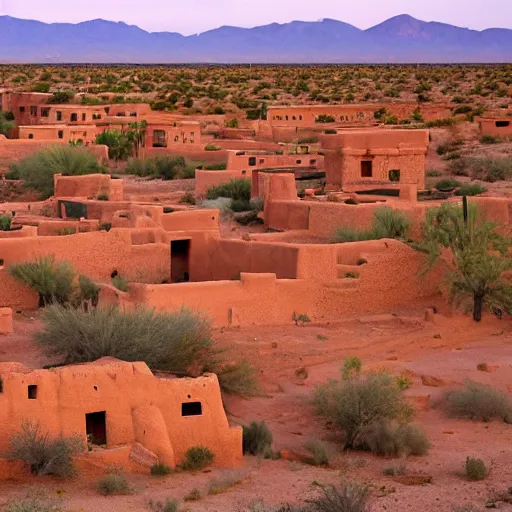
[421,375,446,387]
[129,442,158,468]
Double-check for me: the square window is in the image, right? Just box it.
[496,120,510,128]
[361,161,373,178]
[182,402,202,416]
[28,385,37,399]
[30,106,37,116]
[248,157,257,166]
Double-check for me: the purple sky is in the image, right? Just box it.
[1,0,511,35]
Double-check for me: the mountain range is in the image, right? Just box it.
[1,14,512,63]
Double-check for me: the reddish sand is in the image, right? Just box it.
[0,310,511,511]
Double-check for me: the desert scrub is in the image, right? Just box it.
[36,305,257,396]
[112,275,129,292]
[183,489,201,502]
[434,178,461,191]
[8,146,105,199]
[208,470,246,495]
[97,472,132,495]
[342,356,362,380]
[331,206,411,243]
[444,381,512,422]
[126,155,187,180]
[148,498,180,512]
[243,421,273,457]
[312,371,425,452]
[309,482,370,512]
[304,440,330,466]
[363,422,430,456]
[465,457,488,481]
[180,446,214,471]
[150,463,173,476]
[9,421,84,477]
[206,178,251,201]
[454,183,487,196]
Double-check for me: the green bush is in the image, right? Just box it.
[181,446,214,471]
[96,130,133,160]
[362,422,430,456]
[150,463,173,476]
[179,193,196,205]
[465,457,488,481]
[148,498,180,512]
[309,482,370,512]
[243,421,273,456]
[97,473,131,495]
[230,198,252,212]
[9,146,105,199]
[206,178,251,201]
[112,275,129,292]
[78,275,100,305]
[444,381,512,422]
[205,144,221,151]
[304,440,329,466]
[342,357,362,380]
[9,421,84,477]
[312,372,412,450]
[454,183,487,196]
[125,156,187,180]
[480,135,499,144]
[331,207,411,244]
[315,114,335,123]
[9,256,74,306]
[435,179,461,191]
[215,360,259,397]
[0,214,12,231]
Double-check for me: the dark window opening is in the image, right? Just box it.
[296,160,302,164]
[496,120,510,128]
[389,169,401,182]
[111,270,119,279]
[28,133,34,139]
[0,259,4,267]
[28,385,38,399]
[0,377,3,393]
[299,115,303,120]
[116,112,126,117]
[86,411,107,445]
[81,113,86,122]
[248,157,257,166]
[361,160,373,178]
[41,108,50,118]
[70,113,78,122]
[30,106,37,116]
[56,111,62,121]
[182,402,202,416]
[241,170,247,175]
[58,130,64,139]
[171,239,190,283]
[153,130,167,148]
[130,112,137,117]
[310,159,317,165]
[259,159,265,164]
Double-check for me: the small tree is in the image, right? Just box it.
[419,202,512,321]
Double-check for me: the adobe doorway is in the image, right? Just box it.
[171,239,191,283]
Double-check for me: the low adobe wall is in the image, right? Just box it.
[0,229,170,310]
[54,174,124,201]
[127,239,442,327]
[37,219,100,236]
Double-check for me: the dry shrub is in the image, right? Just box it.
[308,482,370,512]
[313,372,413,450]
[97,472,132,495]
[363,423,430,457]
[243,421,273,457]
[148,498,180,512]
[36,305,257,396]
[465,457,488,481]
[444,381,512,422]
[181,446,214,471]
[9,421,84,477]
[304,440,330,466]
[208,470,246,495]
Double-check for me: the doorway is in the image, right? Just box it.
[86,411,107,446]
[171,239,190,283]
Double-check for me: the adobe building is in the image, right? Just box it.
[18,125,99,144]
[478,117,512,138]
[0,359,242,470]
[320,129,429,191]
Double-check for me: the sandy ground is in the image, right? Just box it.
[1,310,512,512]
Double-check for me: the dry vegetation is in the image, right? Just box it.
[1,64,511,118]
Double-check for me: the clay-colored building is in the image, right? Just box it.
[320,129,429,190]
[18,125,99,144]
[0,359,242,469]
[478,117,512,138]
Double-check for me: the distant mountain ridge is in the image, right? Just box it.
[0,14,511,63]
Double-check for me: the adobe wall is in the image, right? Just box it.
[0,226,38,239]
[37,219,100,236]
[226,151,322,171]
[142,145,229,165]
[0,360,241,469]
[0,229,170,310]
[54,174,124,201]
[130,239,443,327]
[478,118,512,138]
[19,125,99,144]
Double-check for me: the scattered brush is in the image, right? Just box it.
[180,446,214,471]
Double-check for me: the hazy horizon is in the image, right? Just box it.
[1,0,511,35]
